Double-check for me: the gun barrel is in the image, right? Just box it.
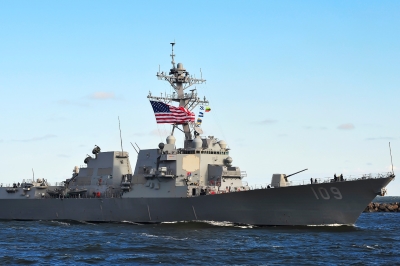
[286,168,308,178]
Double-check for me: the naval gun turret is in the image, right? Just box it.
[271,168,308,188]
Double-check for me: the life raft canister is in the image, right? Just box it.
[96,192,101,198]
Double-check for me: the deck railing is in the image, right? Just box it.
[250,172,394,190]
[1,172,394,198]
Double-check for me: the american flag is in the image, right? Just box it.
[150,101,195,124]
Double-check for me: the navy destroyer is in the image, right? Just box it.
[0,43,394,225]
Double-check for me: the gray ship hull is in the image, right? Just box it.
[0,177,391,225]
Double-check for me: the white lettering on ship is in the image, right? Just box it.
[311,187,342,200]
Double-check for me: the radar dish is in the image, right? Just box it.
[194,127,203,135]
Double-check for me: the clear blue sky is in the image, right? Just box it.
[1,1,399,194]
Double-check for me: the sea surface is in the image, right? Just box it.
[1,197,399,265]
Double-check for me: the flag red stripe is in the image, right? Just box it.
[153,104,195,124]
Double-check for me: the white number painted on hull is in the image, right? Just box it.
[330,187,342,199]
[311,187,342,200]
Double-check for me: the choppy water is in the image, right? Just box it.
[1,212,399,265]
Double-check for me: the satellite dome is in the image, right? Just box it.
[219,140,227,149]
[92,145,101,155]
[166,135,176,145]
[225,156,233,166]
[84,156,91,164]
[192,136,202,149]
[158,143,165,150]
[177,63,184,69]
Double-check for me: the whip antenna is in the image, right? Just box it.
[118,116,124,155]
[130,142,139,154]
[389,142,394,175]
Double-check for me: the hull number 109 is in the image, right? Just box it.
[311,187,342,200]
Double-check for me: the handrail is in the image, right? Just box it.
[250,172,394,190]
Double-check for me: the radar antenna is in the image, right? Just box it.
[170,42,176,69]
[118,116,124,156]
[149,43,209,141]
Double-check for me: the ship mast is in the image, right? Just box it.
[148,42,208,140]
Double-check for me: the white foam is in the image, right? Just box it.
[307,223,354,227]
[160,220,254,228]
[198,220,254,228]
[142,233,188,241]
[162,236,188,241]
[51,220,70,226]
[141,233,158,238]
[77,220,96,225]
[121,220,143,225]
[203,220,235,227]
